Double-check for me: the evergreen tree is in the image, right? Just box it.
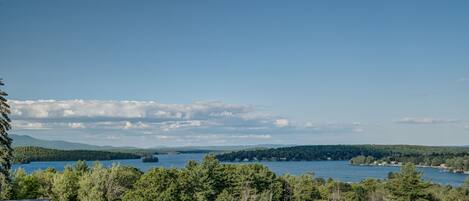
[12,168,40,199]
[385,163,432,201]
[33,168,56,199]
[78,163,108,201]
[52,166,79,201]
[0,79,13,199]
[123,167,182,201]
[74,160,90,174]
[78,162,142,201]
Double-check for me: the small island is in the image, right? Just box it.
[141,155,159,163]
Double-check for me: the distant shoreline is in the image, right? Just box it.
[351,163,469,175]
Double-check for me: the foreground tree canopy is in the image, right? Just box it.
[3,155,469,201]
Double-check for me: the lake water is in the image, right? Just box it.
[12,153,468,186]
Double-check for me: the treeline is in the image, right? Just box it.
[2,155,469,201]
[13,146,140,163]
[446,156,469,172]
[350,155,376,165]
[350,155,469,173]
[216,145,469,162]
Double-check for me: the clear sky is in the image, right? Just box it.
[1,0,468,147]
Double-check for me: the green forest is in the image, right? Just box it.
[2,155,469,201]
[350,155,469,173]
[216,145,469,162]
[13,146,140,164]
[217,145,469,175]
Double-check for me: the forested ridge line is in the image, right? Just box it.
[350,154,469,174]
[13,146,140,163]
[216,145,469,162]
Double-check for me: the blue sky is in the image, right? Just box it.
[1,0,468,147]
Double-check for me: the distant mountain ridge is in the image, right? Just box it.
[10,134,127,150]
[10,134,292,152]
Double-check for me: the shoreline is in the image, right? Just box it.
[351,163,469,175]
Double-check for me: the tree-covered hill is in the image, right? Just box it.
[13,146,140,163]
[10,134,278,155]
[216,145,469,162]
[11,134,135,150]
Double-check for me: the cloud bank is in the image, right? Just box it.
[396,117,460,125]
[9,100,363,147]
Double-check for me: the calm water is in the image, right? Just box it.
[12,153,468,186]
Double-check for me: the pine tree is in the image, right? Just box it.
[0,79,13,199]
[385,163,432,201]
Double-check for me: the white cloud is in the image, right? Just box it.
[123,121,133,129]
[9,99,363,146]
[12,121,47,130]
[230,135,272,139]
[160,120,204,131]
[154,135,176,140]
[68,122,85,129]
[274,119,289,127]
[9,100,285,134]
[9,100,252,120]
[304,122,364,133]
[209,111,234,117]
[121,121,149,129]
[396,117,460,124]
[63,109,75,116]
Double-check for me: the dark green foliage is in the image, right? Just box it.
[52,166,79,201]
[6,155,469,201]
[351,153,469,173]
[350,155,375,165]
[123,155,284,201]
[13,146,140,163]
[216,145,469,162]
[12,168,40,199]
[445,156,469,172]
[78,163,142,201]
[0,79,13,199]
[33,168,56,199]
[74,160,89,174]
[123,167,185,201]
[141,155,159,163]
[281,173,321,201]
[385,163,433,201]
[217,145,389,161]
[219,144,469,174]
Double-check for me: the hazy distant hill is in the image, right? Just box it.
[10,134,124,150]
[10,134,291,153]
[150,144,289,153]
